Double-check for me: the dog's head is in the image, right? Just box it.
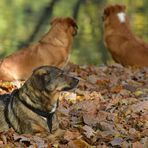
[31,66,79,91]
[21,66,79,112]
[102,4,128,28]
[51,17,78,36]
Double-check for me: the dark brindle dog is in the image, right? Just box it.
[0,66,78,135]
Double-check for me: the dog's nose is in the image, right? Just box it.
[62,78,79,91]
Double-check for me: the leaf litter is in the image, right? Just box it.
[0,63,148,148]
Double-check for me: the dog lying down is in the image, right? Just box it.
[0,66,79,135]
[0,17,78,81]
[103,4,148,67]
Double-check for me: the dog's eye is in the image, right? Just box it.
[55,70,64,76]
[56,73,63,78]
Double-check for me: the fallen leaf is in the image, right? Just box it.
[132,141,143,148]
[110,137,123,147]
[82,125,96,139]
[68,139,91,148]
[64,130,81,141]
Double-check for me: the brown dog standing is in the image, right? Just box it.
[103,4,148,67]
[0,17,78,81]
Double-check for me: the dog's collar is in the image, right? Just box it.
[11,90,51,117]
[12,90,54,132]
[20,97,54,133]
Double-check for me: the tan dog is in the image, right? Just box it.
[103,4,148,67]
[0,17,78,81]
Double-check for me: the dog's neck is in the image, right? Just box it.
[19,97,54,133]
[19,83,51,113]
[11,88,55,133]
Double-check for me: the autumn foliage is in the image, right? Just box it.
[0,63,148,147]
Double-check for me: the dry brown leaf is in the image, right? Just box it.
[64,130,81,141]
[68,139,91,148]
[110,85,123,93]
[82,125,96,139]
[0,63,147,147]
[83,111,108,126]
[110,137,123,147]
[132,141,143,148]
[131,101,148,113]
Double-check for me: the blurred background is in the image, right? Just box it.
[0,0,148,66]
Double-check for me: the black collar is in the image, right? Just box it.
[8,89,54,133]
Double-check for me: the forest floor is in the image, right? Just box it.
[0,63,148,148]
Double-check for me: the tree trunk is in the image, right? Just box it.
[18,0,59,48]
[72,0,85,20]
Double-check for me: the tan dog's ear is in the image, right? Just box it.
[102,6,110,21]
[104,6,110,16]
[65,17,78,36]
[65,17,78,28]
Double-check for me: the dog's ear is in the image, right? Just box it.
[31,68,48,90]
[104,6,110,17]
[64,17,78,28]
[32,74,46,90]
[64,17,78,36]
[103,5,112,21]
